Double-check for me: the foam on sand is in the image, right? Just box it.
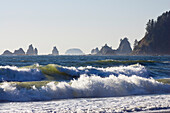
[1,94,169,112]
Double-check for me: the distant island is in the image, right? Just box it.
[65,48,84,55]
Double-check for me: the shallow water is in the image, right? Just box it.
[0,55,170,112]
[0,94,170,112]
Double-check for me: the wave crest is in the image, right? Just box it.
[0,66,45,82]
[0,64,148,82]
[57,63,148,77]
[0,75,169,101]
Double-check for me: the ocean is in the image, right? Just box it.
[0,55,170,112]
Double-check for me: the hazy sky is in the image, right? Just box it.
[0,0,170,54]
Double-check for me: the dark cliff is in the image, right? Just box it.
[133,11,170,55]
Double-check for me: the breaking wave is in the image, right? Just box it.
[0,66,45,82]
[57,63,148,77]
[0,64,148,82]
[0,75,170,102]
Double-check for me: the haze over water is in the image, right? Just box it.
[0,0,170,54]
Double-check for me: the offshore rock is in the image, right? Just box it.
[35,48,38,55]
[26,44,38,55]
[116,38,132,55]
[97,44,115,55]
[13,48,25,55]
[52,46,59,55]
[2,50,13,56]
[91,47,99,55]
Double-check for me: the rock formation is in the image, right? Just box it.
[91,47,99,55]
[116,38,132,55]
[13,48,25,55]
[35,48,38,55]
[97,44,115,55]
[2,50,13,56]
[52,46,59,55]
[65,48,84,55]
[26,44,38,55]
[133,11,170,55]
[1,44,39,56]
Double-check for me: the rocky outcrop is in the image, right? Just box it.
[133,11,170,55]
[1,44,39,56]
[13,48,25,55]
[2,50,13,56]
[90,37,132,56]
[65,48,84,55]
[26,44,38,55]
[35,48,38,55]
[91,47,99,55]
[97,44,115,55]
[52,46,59,55]
[116,38,132,55]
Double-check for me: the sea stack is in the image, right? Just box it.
[13,48,25,55]
[97,44,115,55]
[26,44,38,55]
[91,47,99,55]
[2,50,13,56]
[116,38,132,55]
[52,46,59,55]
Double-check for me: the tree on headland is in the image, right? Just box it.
[133,39,138,49]
[133,10,170,55]
[146,19,155,34]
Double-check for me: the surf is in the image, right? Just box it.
[0,63,148,82]
[0,75,170,102]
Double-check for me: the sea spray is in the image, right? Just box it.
[0,75,170,102]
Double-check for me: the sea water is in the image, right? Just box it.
[0,55,170,112]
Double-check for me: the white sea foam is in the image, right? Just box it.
[1,94,170,112]
[0,75,170,102]
[57,63,148,77]
[0,66,44,82]
[0,64,148,82]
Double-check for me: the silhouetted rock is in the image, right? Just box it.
[116,38,132,55]
[91,47,99,55]
[35,48,38,55]
[133,11,170,55]
[52,46,59,55]
[65,48,84,55]
[2,50,13,56]
[13,48,25,55]
[97,44,115,55]
[26,44,38,55]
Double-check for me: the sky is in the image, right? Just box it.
[0,0,170,55]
